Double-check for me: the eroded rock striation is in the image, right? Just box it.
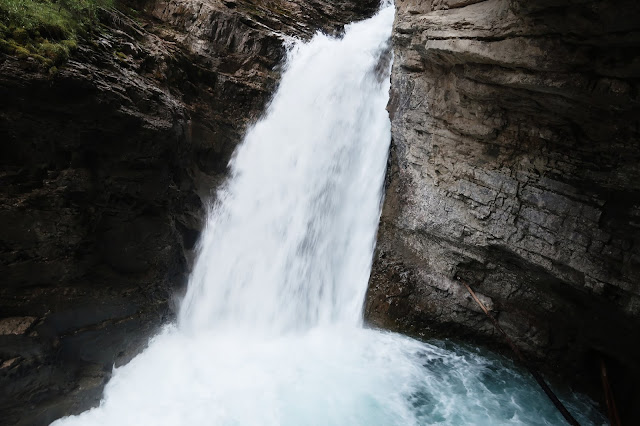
[0,0,378,424]
[366,0,640,420]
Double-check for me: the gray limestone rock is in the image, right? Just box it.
[366,0,640,422]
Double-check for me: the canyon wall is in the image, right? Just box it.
[4,0,640,422]
[0,1,377,424]
[366,0,640,421]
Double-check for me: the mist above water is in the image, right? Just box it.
[53,4,605,425]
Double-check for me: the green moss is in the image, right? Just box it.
[32,53,53,66]
[61,38,77,50]
[0,37,14,53]
[11,26,27,42]
[0,0,114,67]
[14,44,28,58]
[38,40,70,64]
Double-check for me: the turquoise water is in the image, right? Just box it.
[405,340,605,425]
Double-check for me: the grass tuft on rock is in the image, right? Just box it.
[0,0,113,68]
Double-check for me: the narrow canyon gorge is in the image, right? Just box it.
[1,0,639,424]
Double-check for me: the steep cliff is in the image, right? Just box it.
[366,0,640,421]
[0,0,378,424]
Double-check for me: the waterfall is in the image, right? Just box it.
[178,5,394,334]
[53,4,605,425]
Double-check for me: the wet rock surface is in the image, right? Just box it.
[365,0,640,421]
[0,0,378,424]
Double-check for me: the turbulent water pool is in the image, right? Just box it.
[53,3,606,425]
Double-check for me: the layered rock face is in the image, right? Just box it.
[0,0,377,424]
[366,0,640,420]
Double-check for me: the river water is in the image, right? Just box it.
[53,4,605,425]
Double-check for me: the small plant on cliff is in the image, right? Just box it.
[0,0,113,68]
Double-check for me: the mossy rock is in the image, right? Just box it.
[15,45,29,58]
[0,38,15,54]
[0,0,114,66]
[32,53,53,67]
[61,39,78,50]
[11,27,28,43]
[38,41,70,65]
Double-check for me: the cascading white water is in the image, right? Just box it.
[53,4,606,426]
[177,5,393,334]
